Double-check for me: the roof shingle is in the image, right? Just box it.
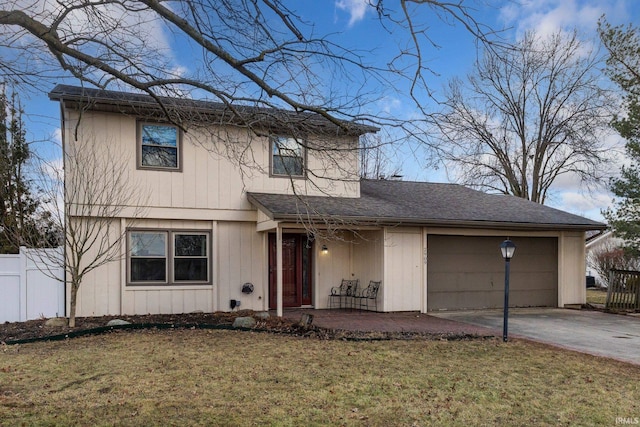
[247,179,606,231]
[49,84,378,136]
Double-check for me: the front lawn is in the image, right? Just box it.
[587,288,608,305]
[1,330,639,426]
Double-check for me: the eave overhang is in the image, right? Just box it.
[247,193,607,233]
[49,84,379,137]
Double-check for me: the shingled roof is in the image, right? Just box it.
[247,179,606,231]
[49,84,378,136]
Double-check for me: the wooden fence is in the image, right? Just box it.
[606,269,640,311]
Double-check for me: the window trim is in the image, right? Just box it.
[136,121,183,172]
[127,229,210,286]
[270,136,307,178]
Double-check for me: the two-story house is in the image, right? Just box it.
[49,85,605,318]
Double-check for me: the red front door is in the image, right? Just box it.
[269,234,312,308]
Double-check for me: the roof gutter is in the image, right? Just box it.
[265,212,607,232]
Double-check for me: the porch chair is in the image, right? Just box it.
[353,280,381,312]
[328,279,359,310]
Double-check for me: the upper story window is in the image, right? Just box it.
[271,136,305,177]
[138,122,181,170]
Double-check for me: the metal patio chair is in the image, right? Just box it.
[328,279,359,309]
[353,280,381,312]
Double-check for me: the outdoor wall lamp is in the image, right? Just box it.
[500,239,516,342]
[321,244,328,254]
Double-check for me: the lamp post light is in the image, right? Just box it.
[500,239,516,342]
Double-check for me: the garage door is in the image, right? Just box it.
[427,235,558,311]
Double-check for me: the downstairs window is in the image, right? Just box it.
[128,230,210,285]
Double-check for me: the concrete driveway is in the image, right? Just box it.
[432,308,640,365]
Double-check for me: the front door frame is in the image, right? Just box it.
[268,231,313,310]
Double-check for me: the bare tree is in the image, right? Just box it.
[588,242,640,288]
[0,1,502,241]
[359,133,402,179]
[28,138,147,327]
[0,1,496,137]
[431,30,614,204]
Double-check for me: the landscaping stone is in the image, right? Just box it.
[298,313,314,329]
[106,319,132,327]
[44,317,68,327]
[232,317,256,328]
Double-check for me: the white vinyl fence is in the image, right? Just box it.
[0,247,65,323]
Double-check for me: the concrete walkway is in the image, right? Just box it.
[432,308,640,365]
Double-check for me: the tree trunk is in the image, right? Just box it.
[69,283,78,328]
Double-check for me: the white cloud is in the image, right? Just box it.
[170,65,189,78]
[13,0,170,49]
[378,96,402,114]
[335,0,370,27]
[563,191,611,211]
[498,0,627,37]
[53,128,62,145]
[45,157,64,180]
[549,190,612,221]
[6,0,183,86]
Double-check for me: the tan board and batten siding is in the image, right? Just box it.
[74,218,271,316]
[313,228,585,313]
[64,109,359,316]
[383,228,423,312]
[59,94,591,317]
[65,110,360,212]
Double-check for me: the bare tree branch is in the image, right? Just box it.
[0,1,500,135]
[431,30,615,204]
[25,137,148,327]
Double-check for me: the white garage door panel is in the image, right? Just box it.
[427,235,558,310]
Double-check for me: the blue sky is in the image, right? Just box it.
[326,0,640,223]
[18,0,640,222]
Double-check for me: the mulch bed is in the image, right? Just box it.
[0,310,488,345]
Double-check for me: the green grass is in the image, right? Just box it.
[587,288,608,304]
[1,330,639,426]
[588,288,639,307]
